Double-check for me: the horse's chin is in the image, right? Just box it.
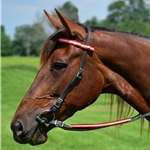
[29,127,48,145]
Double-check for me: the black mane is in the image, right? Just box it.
[91,26,150,40]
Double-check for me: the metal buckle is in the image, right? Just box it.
[54,98,63,108]
[76,68,83,79]
[54,120,64,128]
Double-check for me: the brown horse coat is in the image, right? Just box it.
[11,9,150,145]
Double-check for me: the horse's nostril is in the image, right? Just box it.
[12,120,24,136]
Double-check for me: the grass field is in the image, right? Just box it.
[1,56,150,150]
[2,56,40,68]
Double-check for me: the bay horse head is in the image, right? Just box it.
[11,9,150,145]
[11,9,104,145]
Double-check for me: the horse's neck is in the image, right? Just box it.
[93,31,150,73]
[92,31,150,120]
[93,30,150,94]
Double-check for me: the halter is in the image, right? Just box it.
[36,27,150,131]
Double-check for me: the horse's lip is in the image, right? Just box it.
[28,126,48,145]
[12,122,48,145]
[28,124,55,145]
[12,122,38,144]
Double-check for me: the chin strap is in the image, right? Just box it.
[47,112,150,131]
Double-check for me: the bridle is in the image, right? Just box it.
[36,27,150,131]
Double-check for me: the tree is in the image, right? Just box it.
[47,1,79,30]
[99,0,150,36]
[106,0,150,24]
[12,23,48,56]
[12,24,32,56]
[84,16,100,27]
[34,1,79,33]
[84,0,150,36]
[1,25,12,56]
[56,1,79,22]
[30,23,49,56]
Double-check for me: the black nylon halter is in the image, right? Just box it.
[36,26,91,127]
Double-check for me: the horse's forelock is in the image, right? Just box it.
[40,29,66,65]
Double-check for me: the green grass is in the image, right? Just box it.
[1,56,40,68]
[1,57,150,150]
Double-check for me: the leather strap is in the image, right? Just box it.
[36,27,92,126]
[49,27,91,114]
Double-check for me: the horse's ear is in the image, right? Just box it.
[55,9,86,42]
[43,9,63,29]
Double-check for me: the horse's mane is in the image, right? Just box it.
[91,26,150,40]
[106,94,150,135]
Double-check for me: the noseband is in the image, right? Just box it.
[36,27,150,131]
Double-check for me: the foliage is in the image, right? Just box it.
[84,16,100,27]
[8,1,79,57]
[52,1,79,22]
[1,25,12,56]
[2,0,150,56]
[4,1,79,56]
[84,0,150,36]
[12,23,48,56]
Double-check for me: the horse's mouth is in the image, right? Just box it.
[28,126,48,145]
[13,124,50,145]
[29,121,56,145]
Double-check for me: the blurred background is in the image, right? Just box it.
[1,0,150,150]
[2,0,150,57]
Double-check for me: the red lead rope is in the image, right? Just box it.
[68,113,150,131]
[48,113,150,131]
[70,118,131,130]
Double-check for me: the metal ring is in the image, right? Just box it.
[36,110,55,127]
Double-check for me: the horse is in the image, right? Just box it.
[11,9,150,145]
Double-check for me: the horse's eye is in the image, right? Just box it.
[53,63,68,71]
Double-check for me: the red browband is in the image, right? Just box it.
[58,38,94,51]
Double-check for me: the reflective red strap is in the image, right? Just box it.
[58,38,94,52]
[70,118,131,130]
[48,112,150,131]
